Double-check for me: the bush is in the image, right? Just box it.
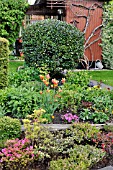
[49,144,105,170]
[23,19,84,75]
[0,138,45,170]
[0,116,21,148]
[0,37,9,89]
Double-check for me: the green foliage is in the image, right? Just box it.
[49,144,105,170]
[101,1,113,69]
[0,79,61,119]
[0,86,41,119]
[65,70,90,90]
[8,67,41,87]
[0,116,21,148]
[80,109,109,123]
[0,37,9,89]
[65,123,99,143]
[0,0,28,48]
[23,19,84,74]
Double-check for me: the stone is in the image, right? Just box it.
[99,166,113,170]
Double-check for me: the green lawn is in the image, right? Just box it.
[88,70,113,86]
[9,61,24,73]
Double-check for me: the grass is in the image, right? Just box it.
[9,60,24,73]
[88,70,113,86]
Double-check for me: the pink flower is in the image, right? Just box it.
[30,146,33,150]
[9,157,14,161]
[31,154,34,157]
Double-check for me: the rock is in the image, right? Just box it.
[99,166,113,170]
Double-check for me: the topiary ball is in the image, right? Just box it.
[23,19,84,74]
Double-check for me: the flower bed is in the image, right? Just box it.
[1,69,113,169]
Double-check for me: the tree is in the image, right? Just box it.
[0,0,28,48]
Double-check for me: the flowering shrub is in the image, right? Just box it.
[0,138,44,170]
[61,113,79,123]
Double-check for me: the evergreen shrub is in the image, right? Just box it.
[23,19,84,75]
[0,37,9,89]
[0,116,21,148]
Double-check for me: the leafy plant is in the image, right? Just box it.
[23,19,84,75]
[0,0,28,48]
[64,70,90,90]
[80,109,109,123]
[0,86,41,119]
[8,67,41,87]
[103,124,113,132]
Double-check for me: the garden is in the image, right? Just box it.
[1,1,113,169]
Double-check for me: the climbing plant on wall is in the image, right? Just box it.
[101,0,113,69]
[0,0,28,49]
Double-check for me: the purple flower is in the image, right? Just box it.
[61,113,79,123]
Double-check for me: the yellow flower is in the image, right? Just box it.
[23,119,31,124]
[51,115,55,119]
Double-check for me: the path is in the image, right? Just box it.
[89,80,113,90]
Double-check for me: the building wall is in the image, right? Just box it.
[66,0,103,64]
